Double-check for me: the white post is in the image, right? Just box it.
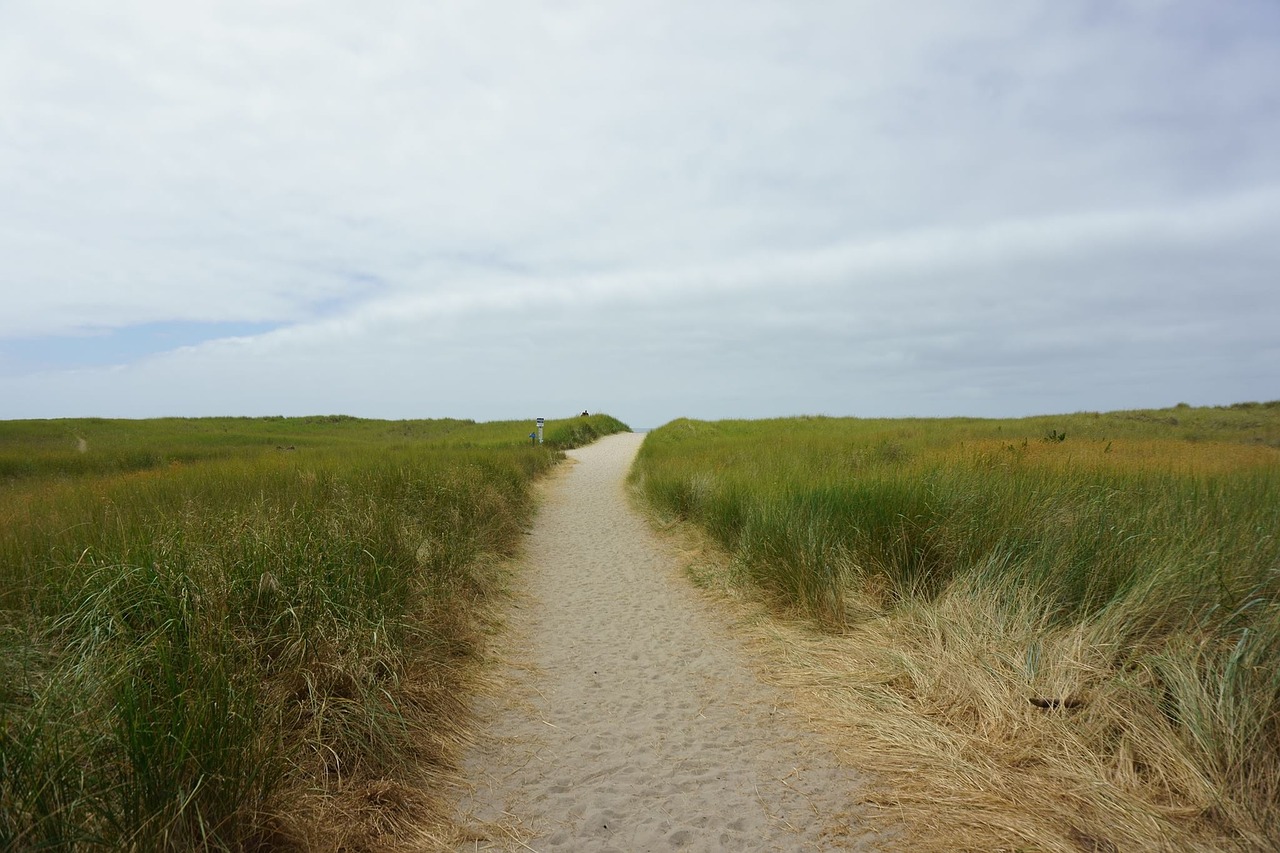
[536,417,544,445]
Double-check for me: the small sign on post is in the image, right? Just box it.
[536,417,544,445]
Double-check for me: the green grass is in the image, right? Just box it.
[0,413,631,482]
[632,403,1280,850]
[542,413,630,450]
[0,413,628,851]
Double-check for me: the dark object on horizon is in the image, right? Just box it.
[581,411,590,417]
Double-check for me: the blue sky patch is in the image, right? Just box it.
[0,321,278,375]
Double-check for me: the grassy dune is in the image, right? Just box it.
[633,403,1280,851]
[0,413,627,851]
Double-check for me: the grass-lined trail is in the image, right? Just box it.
[451,433,878,851]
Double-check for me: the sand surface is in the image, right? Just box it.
[451,432,876,852]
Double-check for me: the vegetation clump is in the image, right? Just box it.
[0,413,627,851]
[632,403,1280,851]
[543,413,631,450]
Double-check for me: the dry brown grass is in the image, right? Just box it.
[666,523,1248,853]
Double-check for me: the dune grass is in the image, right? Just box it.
[0,413,628,851]
[632,403,1280,851]
[542,413,630,451]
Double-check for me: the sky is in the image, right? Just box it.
[2,1,1278,428]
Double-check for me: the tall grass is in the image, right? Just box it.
[542,413,630,450]
[633,404,1280,850]
[0,414,627,851]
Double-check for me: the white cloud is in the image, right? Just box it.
[2,1,1278,423]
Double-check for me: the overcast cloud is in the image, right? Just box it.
[2,1,1277,426]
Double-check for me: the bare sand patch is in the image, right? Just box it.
[450,433,880,851]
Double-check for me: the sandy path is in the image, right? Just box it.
[452,433,876,852]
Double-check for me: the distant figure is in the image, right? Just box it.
[581,411,590,417]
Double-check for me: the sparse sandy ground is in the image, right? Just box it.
[451,433,880,852]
